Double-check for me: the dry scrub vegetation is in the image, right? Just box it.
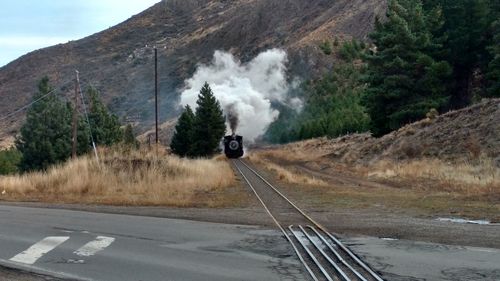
[255,147,499,197]
[250,145,500,221]
[247,154,327,186]
[366,156,500,197]
[0,148,240,207]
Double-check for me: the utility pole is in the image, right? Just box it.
[71,70,80,158]
[155,47,159,145]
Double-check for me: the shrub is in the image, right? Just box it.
[319,40,333,55]
[0,148,21,175]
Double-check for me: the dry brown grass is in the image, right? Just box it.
[0,148,238,207]
[249,145,500,221]
[247,153,328,186]
[366,156,500,196]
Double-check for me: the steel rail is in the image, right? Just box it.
[288,226,335,281]
[232,160,319,281]
[237,159,384,281]
[307,226,369,281]
[297,225,351,281]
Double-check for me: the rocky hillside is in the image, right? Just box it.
[0,0,386,145]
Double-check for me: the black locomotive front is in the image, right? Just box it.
[224,135,244,158]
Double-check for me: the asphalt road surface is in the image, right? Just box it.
[2,204,500,281]
[0,205,305,281]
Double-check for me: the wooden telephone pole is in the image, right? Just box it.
[155,47,159,145]
[71,70,81,158]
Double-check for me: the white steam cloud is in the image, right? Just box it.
[180,49,294,142]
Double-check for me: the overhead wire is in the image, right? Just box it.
[0,67,109,123]
[0,89,57,122]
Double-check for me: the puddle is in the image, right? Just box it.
[436,217,499,225]
[67,259,85,264]
[380,237,399,241]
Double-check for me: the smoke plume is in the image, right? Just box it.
[226,104,239,134]
[180,49,294,142]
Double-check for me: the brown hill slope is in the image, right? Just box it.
[271,99,500,164]
[0,0,386,144]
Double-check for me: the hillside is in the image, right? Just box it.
[250,99,500,222]
[267,99,500,164]
[0,0,386,146]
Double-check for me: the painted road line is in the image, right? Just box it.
[10,236,70,265]
[74,236,115,257]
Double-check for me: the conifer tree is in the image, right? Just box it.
[0,148,21,175]
[16,78,73,171]
[423,0,496,104]
[487,20,500,97]
[189,83,226,157]
[87,87,123,146]
[16,78,93,172]
[170,105,195,157]
[363,0,451,136]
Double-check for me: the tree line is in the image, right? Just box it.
[0,77,138,174]
[1,80,227,174]
[267,0,500,141]
[366,0,499,136]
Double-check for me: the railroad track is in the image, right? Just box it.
[232,159,384,281]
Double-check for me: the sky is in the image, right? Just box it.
[0,0,160,67]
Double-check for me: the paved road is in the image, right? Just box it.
[0,205,305,281]
[347,236,500,281]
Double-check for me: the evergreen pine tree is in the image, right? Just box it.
[16,78,73,171]
[170,105,195,157]
[87,87,123,146]
[0,148,21,175]
[363,0,451,136]
[487,20,500,97]
[424,0,495,105]
[190,83,226,157]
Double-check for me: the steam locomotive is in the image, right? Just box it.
[224,134,244,158]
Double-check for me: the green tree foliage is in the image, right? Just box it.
[423,0,498,105]
[189,83,226,157]
[170,105,195,157]
[123,124,139,149]
[339,39,364,61]
[487,19,500,97]
[87,87,123,146]
[264,103,300,143]
[265,63,370,143]
[363,0,452,137]
[16,77,88,172]
[319,40,333,55]
[0,148,21,175]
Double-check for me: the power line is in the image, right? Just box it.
[0,68,107,123]
[0,89,56,122]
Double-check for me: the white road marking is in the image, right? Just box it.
[10,236,70,265]
[74,236,115,257]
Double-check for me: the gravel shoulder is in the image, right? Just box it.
[0,266,64,281]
